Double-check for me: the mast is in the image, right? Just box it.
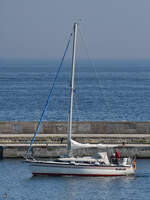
[67,22,78,156]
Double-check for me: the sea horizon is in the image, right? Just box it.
[0,59,150,122]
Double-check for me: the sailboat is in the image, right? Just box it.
[25,22,136,176]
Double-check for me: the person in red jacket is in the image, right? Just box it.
[114,148,120,164]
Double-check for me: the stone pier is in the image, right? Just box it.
[0,121,150,158]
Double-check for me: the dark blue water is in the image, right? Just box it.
[1,59,150,121]
[0,159,149,200]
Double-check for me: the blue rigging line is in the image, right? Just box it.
[26,33,72,158]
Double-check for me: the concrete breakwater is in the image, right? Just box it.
[1,121,150,158]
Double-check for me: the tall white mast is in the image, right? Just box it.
[67,22,78,156]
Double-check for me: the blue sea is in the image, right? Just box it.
[1,60,150,200]
[0,59,150,121]
[0,159,150,200]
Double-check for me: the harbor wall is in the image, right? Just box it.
[2,144,150,159]
[1,121,150,158]
[1,121,150,135]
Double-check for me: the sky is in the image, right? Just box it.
[0,0,150,60]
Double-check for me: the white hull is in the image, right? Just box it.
[28,160,135,176]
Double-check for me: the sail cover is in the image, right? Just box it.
[71,139,117,149]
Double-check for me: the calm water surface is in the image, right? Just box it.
[1,59,150,121]
[1,60,150,199]
[0,159,150,200]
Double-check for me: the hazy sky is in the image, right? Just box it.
[1,0,150,59]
